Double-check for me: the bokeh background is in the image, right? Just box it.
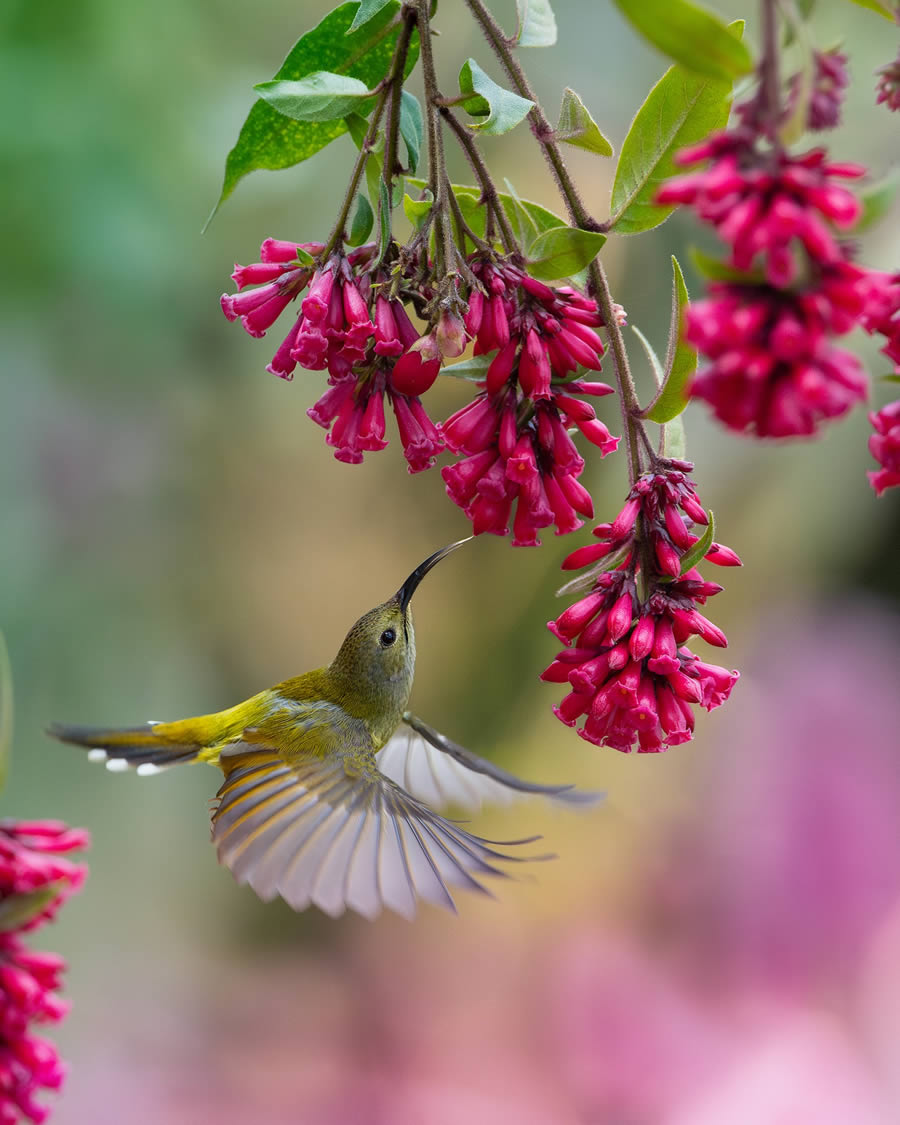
[3,0,900,1121]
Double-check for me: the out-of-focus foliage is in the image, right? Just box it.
[1,0,899,1121]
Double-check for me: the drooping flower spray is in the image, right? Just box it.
[211,0,897,756]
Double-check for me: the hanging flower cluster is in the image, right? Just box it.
[0,820,89,1125]
[440,258,618,545]
[222,244,620,527]
[542,461,740,753]
[222,240,446,473]
[655,47,900,447]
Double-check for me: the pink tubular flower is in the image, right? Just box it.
[867,400,900,495]
[0,820,89,1124]
[307,367,443,473]
[464,257,606,399]
[542,462,739,752]
[685,271,876,437]
[440,378,615,545]
[657,143,864,287]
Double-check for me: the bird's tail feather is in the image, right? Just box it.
[47,722,203,775]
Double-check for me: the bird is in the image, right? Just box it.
[48,540,600,920]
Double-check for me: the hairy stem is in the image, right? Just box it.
[759,0,784,145]
[322,14,416,257]
[462,0,600,233]
[382,10,417,191]
[415,0,458,292]
[463,0,647,483]
[440,108,519,253]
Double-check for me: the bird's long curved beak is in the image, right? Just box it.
[395,538,472,613]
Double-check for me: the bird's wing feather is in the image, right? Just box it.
[212,743,548,920]
[375,715,604,813]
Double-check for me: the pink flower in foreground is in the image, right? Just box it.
[868,400,900,495]
[543,462,739,752]
[0,820,89,1125]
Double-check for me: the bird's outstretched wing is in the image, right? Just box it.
[212,743,549,921]
[375,713,604,813]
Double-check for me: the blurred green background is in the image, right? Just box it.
[2,0,899,1121]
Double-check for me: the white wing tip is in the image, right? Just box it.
[105,758,130,773]
[136,763,162,777]
[87,749,108,763]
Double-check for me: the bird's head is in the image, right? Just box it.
[329,540,470,724]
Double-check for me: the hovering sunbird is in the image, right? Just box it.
[50,541,598,919]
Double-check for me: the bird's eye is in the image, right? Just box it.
[380,628,397,647]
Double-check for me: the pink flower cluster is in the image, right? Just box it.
[657,105,900,440]
[222,240,445,472]
[222,241,622,528]
[0,820,89,1125]
[440,259,617,545]
[542,462,739,752]
[684,264,876,436]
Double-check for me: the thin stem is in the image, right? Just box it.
[462,0,647,484]
[462,0,601,233]
[321,12,416,258]
[588,260,644,483]
[447,183,492,252]
[415,0,457,289]
[758,0,784,146]
[382,11,417,191]
[321,86,391,258]
[441,107,518,253]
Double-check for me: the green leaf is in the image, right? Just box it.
[609,23,742,234]
[643,256,696,423]
[406,179,568,245]
[441,354,493,381]
[254,73,374,123]
[503,177,540,247]
[688,246,764,283]
[661,414,687,459]
[399,90,423,173]
[514,0,558,46]
[458,59,534,136]
[0,632,10,793]
[526,226,607,281]
[679,510,716,574]
[347,192,375,245]
[348,0,394,33]
[845,0,896,17]
[631,324,665,387]
[854,176,899,233]
[556,88,613,157]
[402,190,433,229]
[556,543,633,596]
[612,0,753,81]
[376,178,392,264]
[0,884,66,934]
[882,373,900,384]
[209,2,418,225]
